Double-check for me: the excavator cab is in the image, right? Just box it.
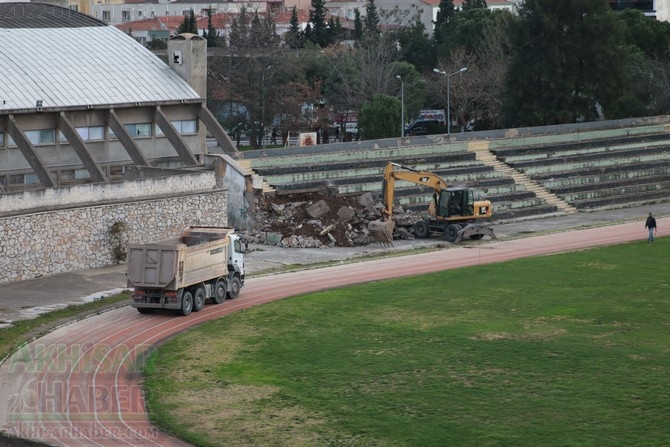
[435,188,474,218]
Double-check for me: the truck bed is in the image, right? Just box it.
[127,227,234,291]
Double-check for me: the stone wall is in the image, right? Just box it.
[0,175,228,284]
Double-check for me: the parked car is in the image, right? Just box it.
[404,119,447,136]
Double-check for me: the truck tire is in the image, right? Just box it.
[212,278,227,304]
[445,224,461,243]
[180,291,193,316]
[137,308,155,314]
[414,221,430,239]
[193,286,206,312]
[228,276,242,299]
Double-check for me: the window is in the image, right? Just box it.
[76,126,105,141]
[102,10,110,21]
[0,132,4,147]
[25,129,56,145]
[122,10,130,22]
[125,123,152,138]
[10,173,39,185]
[75,169,91,180]
[176,120,197,134]
[24,173,39,185]
[59,170,75,182]
[155,120,198,136]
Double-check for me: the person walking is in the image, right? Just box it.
[645,212,657,242]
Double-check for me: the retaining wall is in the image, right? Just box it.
[0,174,228,285]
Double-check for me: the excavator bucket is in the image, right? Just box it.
[368,219,395,245]
[454,223,496,243]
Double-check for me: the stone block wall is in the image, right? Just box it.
[0,176,228,284]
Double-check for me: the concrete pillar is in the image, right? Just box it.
[167,33,207,98]
[168,33,208,155]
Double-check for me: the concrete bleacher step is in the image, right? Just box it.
[491,132,670,160]
[236,159,275,195]
[467,141,578,215]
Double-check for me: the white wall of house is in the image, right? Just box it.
[91,1,267,26]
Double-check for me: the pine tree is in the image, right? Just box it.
[177,9,197,35]
[285,6,303,48]
[462,0,487,10]
[434,0,455,36]
[353,9,363,41]
[364,0,380,35]
[308,0,329,47]
[205,8,218,47]
[502,0,629,126]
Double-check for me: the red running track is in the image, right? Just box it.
[0,220,665,446]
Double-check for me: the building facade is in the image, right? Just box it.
[0,2,234,192]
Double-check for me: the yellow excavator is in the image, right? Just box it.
[368,162,496,244]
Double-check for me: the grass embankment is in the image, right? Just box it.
[0,292,130,363]
[145,238,670,447]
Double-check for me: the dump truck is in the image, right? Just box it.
[127,226,245,316]
[368,162,496,244]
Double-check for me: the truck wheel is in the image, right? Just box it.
[137,308,155,314]
[445,224,461,243]
[228,277,242,299]
[212,279,227,304]
[180,291,193,316]
[193,286,206,312]
[414,221,430,239]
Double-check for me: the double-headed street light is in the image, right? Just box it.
[433,67,467,135]
[396,75,404,138]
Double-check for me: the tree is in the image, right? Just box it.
[364,0,380,35]
[353,9,363,41]
[501,0,630,127]
[177,9,197,35]
[433,0,455,40]
[285,6,304,49]
[393,61,427,125]
[617,9,670,116]
[325,33,402,114]
[358,94,401,139]
[219,7,287,148]
[462,0,487,10]
[307,0,330,47]
[204,8,218,47]
[393,17,434,73]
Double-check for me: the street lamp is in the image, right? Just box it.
[261,64,272,149]
[396,75,404,138]
[433,67,467,135]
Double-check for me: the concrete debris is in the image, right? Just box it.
[240,189,421,248]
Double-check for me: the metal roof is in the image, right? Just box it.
[0,3,201,112]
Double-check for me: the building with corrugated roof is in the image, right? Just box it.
[0,2,234,192]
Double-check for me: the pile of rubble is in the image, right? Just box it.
[240,189,422,248]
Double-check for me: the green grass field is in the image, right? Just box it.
[144,238,670,447]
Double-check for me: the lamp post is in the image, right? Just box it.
[396,75,404,138]
[261,64,272,149]
[433,67,467,135]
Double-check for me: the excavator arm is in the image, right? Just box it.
[380,162,449,219]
